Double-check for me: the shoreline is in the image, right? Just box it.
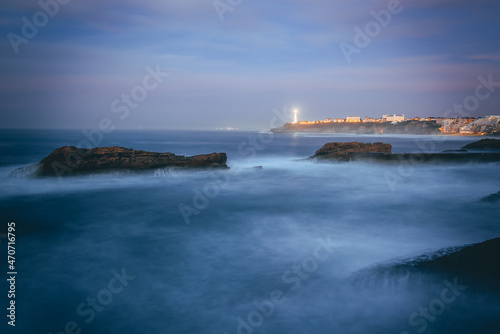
[269,131,489,137]
[270,120,499,137]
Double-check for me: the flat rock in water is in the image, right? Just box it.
[310,142,392,160]
[480,191,500,203]
[10,146,228,177]
[351,237,500,292]
[462,138,500,150]
[310,141,500,163]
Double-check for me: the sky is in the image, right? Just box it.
[1,0,500,130]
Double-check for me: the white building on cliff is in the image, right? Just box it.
[382,114,405,123]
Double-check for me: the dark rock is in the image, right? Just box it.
[350,152,500,163]
[310,142,392,160]
[480,191,500,203]
[442,149,468,152]
[351,237,500,292]
[12,146,228,177]
[310,142,500,164]
[411,238,500,291]
[462,138,500,150]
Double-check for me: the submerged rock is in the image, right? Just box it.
[351,237,500,292]
[442,149,468,153]
[11,146,228,177]
[462,138,500,150]
[480,191,500,203]
[310,141,500,163]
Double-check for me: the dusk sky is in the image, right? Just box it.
[1,0,500,130]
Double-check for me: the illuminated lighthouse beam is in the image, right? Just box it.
[293,108,299,124]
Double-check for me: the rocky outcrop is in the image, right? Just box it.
[271,120,441,135]
[12,146,228,177]
[310,141,500,163]
[343,152,500,163]
[480,191,500,203]
[351,237,500,292]
[310,142,392,161]
[462,138,500,150]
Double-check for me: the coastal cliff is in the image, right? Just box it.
[11,146,228,177]
[271,120,441,135]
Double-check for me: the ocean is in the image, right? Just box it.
[1,129,499,334]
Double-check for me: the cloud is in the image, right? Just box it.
[467,54,500,62]
[1,0,500,129]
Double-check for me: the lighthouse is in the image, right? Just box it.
[293,108,299,124]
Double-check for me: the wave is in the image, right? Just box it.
[8,163,40,178]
